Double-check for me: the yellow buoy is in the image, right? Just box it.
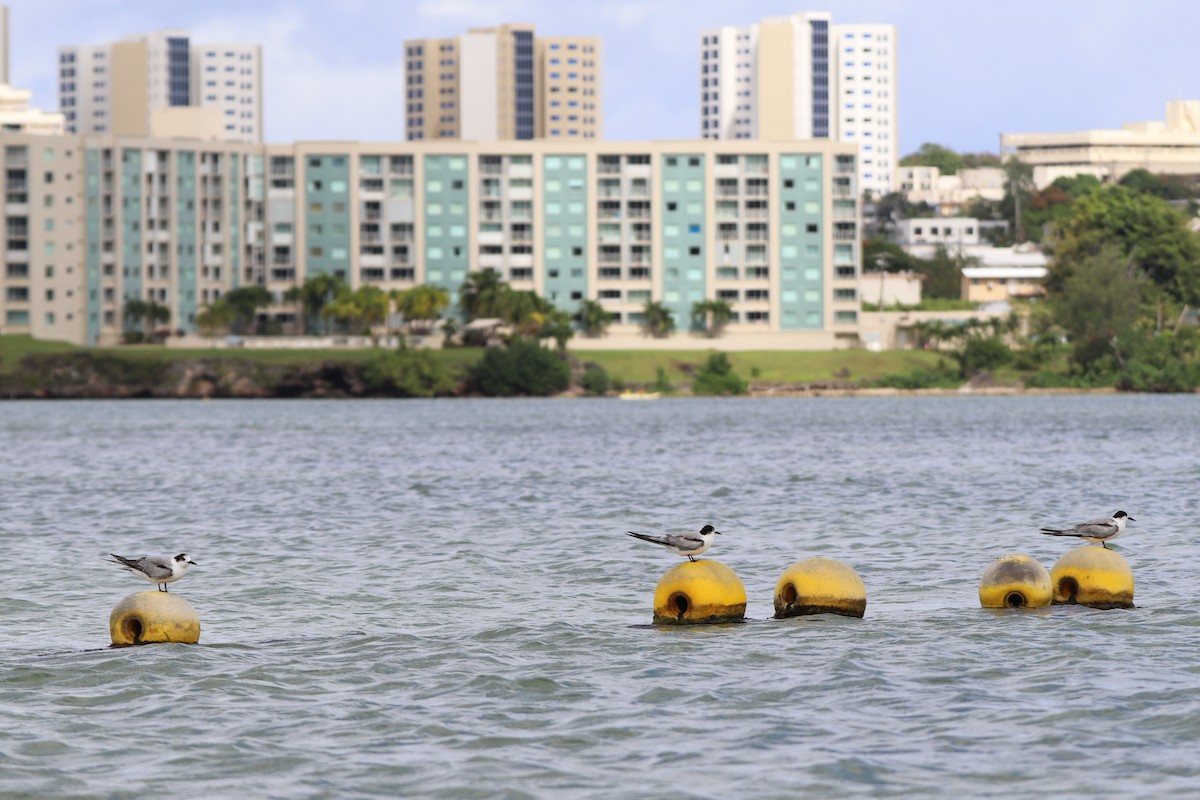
[109,591,201,646]
[652,560,746,625]
[773,557,867,618]
[978,554,1052,608]
[1050,546,1134,609]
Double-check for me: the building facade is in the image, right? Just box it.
[699,12,897,198]
[57,30,263,143]
[0,133,862,348]
[1001,100,1200,188]
[405,25,601,141]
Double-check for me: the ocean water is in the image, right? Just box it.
[1,396,1199,799]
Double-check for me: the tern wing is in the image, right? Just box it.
[110,554,173,579]
[660,534,704,550]
[1070,518,1119,538]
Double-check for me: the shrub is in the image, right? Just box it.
[691,352,748,395]
[580,364,611,396]
[363,348,457,397]
[954,336,1012,377]
[469,339,570,397]
[871,362,961,389]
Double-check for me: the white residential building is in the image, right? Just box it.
[699,12,898,197]
[58,30,262,143]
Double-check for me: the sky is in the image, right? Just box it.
[5,0,1199,155]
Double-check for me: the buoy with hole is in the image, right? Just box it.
[652,560,746,625]
[773,557,866,618]
[109,591,201,646]
[1049,546,1134,609]
[978,554,1051,608]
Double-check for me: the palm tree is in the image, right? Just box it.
[640,300,676,339]
[284,273,346,334]
[195,300,235,341]
[578,299,610,338]
[394,284,450,334]
[223,286,273,335]
[539,309,575,354]
[123,298,171,342]
[691,299,733,338]
[458,269,505,321]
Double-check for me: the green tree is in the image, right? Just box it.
[1118,168,1194,201]
[321,286,389,338]
[900,143,963,175]
[692,352,748,395]
[1002,157,1036,242]
[123,298,171,341]
[283,273,346,335]
[195,300,235,340]
[578,299,611,338]
[1051,245,1145,371]
[223,286,273,335]
[468,339,570,397]
[392,284,450,333]
[458,269,506,321]
[640,301,675,338]
[1048,185,1200,316]
[691,299,733,338]
[921,245,977,300]
[362,347,457,396]
[538,309,575,354]
[580,364,611,396]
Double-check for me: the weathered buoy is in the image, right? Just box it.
[978,554,1052,608]
[1050,546,1134,609]
[773,557,866,618]
[109,591,201,646]
[652,560,746,625]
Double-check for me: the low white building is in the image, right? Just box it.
[0,84,64,135]
[895,166,1006,214]
[893,217,981,248]
[1001,100,1200,189]
[961,264,1048,302]
[859,270,922,307]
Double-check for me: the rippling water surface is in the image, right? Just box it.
[2,396,1200,798]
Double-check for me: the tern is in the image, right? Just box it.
[1039,511,1134,549]
[109,553,197,592]
[626,525,722,561]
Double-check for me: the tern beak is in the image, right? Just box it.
[714,530,723,535]
[1126,518,1135,523]
[188,560,198,565]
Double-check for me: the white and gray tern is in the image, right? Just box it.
[109,553,197,592]
[1039,511,1134,549]
[626,525,721,561]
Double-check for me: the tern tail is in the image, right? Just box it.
[1039,528,1071,536]
[626,531,671,548]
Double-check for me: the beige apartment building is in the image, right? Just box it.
[405,24,601,141]
[58,30,263,144]
[0,132,862,350]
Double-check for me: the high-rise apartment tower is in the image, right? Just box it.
[57,29,263,143]
[700,12,896,196]
[404,24,601,141]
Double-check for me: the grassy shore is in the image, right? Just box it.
[0,335,955,386]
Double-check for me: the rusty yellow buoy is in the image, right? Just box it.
[773,557,866,618]
[109,591,201,646]
[652,560,746,625]
[1050,547,1134,609]
[979,554,1052,608]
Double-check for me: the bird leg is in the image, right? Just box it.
[688,556,695,562]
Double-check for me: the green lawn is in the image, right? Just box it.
[0,336,79,374]
[578,349,947,385]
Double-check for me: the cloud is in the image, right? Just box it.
[416,0,532,26]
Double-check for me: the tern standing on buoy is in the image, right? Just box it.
[1039,511,1134,549]
[109,553,197,592]
[626,525,721,562]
